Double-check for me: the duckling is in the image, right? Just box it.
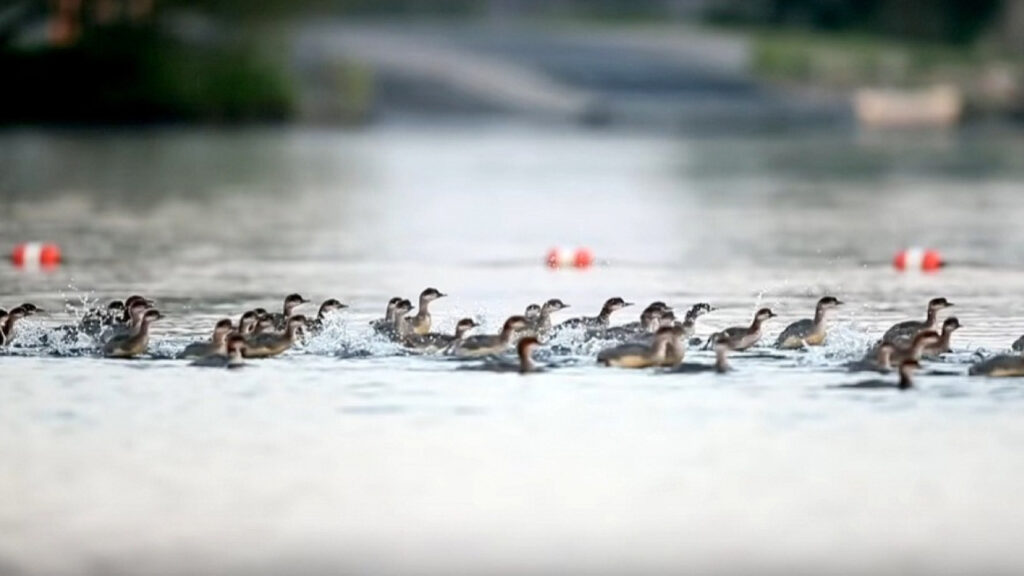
[108,295,152,329]
[405,318,478,353]
[270,294,309,331]
[249,314,276,337]
[832,359,920,391]
[774,296,843,349]
[707,307,776,352]
[524,304,542,322]
[457,337,545,374]
[100,298,151,343]
[845,342,895,373]
[889,330,942,365]
[556,297,633,333]
[306,298,348,335]
[666,333,733,374]
[370,297,403,335]
[597,326,678,368]
[452,315,529,357]
[601,302,670,340]
[923,317,961,357]
[103,309,163,358]
[406,288,446,335]
[245,315,307,359]
[529,298,570,338]
[882,297,953,345]
[385,299,416,341]
[178,319,234,359]
[1,304,41,346]
[661,303,715,365]
[234,310,259,336]
[969,350,1024,377]
[191,334,248,369]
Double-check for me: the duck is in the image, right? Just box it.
[889,330,942,365]
[666,333,733,374]
[661,303,716,365]
[923,317,961,358]
[190,334,248,369]
[832,359,920,391]
[969,351,1024,377]
[457,337,545,374]
[451,315,529,357]
[177,319,234,359]
[405,288,446,335]
[844,342,895,373]
[103,309,163,358]
[707,307,776,351]
[370,297,403,335]
[99,298,151,343]
[774,296,843,349]
[881,297,953,345]
[596,326,678,368]
[600,302,671,340]
[306,298,348,335]
[233,310,260,336]
[404,318,479,353]
[270,293,309,331]
[555,297,632,333]
[385,299,415,341]
[244,315,307,359]
[528,298,570,338]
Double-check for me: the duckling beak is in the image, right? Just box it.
[623,302,635,308]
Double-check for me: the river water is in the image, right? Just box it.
[3,123,1024,575]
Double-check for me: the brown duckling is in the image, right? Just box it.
[406,288,446,336]
[923,317,960,357]
[306,298,348,335]
[103,309,163,358]
[708,307,776,352]
[889,330,942,365]
[774,296,843,349]
[667,333,733,374]
[405,318,479,353]
[245,315,307,359]
[178,319,234,359]
[233,310,260,336]
[270,293,309,331]
[452,315,530,357]
[370,297,403,335]
[191,334,248,369]
[597,326,678,368]
[882,297,953,345]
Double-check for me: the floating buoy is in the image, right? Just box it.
[11,243,61,268]
[547,247,594,269]
[893,247,943,272]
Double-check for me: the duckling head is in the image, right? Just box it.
[542,298,570,312]
[455,318,479,335]
[517,336,541,356]
[287,315,308,333]
[395,299,414,316]
[928,297,953,311]
[942,317,961,333]
[19,303,43,315]
[283,293,309,313]
[142,309,164,323]
[213,319,234,335]
[686,302,715,320]
[817,296,843,310]
[226,334,247,354]
[319,298,348,316]
[420,288,446,302]
[756,308,777,322]
[107,300,125,312]
[524,304,541,319]
[503,315,529,331]
[125,295,154,308]
[602,297,633,313]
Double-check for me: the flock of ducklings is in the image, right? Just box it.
[3,290,1024,388]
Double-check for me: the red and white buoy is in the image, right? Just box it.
[893,247,943,272]
[11,243,61,268]
[546,247,594,269]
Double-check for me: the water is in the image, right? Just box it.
[3,123,1024,575]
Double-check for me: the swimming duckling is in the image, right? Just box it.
[882,297,953,345]
[386,299,415,340]
[452,315,530,357]
[707,308,776,352]
[556,297,633,333]
[597,326,678,368]
[306,298,348,335]
[270,293,309,331]
[529,298,570,338]
[661,303,716,365]
[406,288,446,336]
[774,296,843,349]
[667,333,733,374]
[845,342,895,373]
[244,315,307,359]
[923,317,961,357]
[100,298,151,343]
[405,318,479,353]
[601,302,671,340]
[178,319,234,359]
[457,337,545,374]
[234,310,259,336]
[969,350,1024,377]
[370,297,403,335]
[250,314,276,337]
[832,359,920,391]
[191,334,248,369]
[888,330,942,365]
[103,309,163,358]
[1,307,27,346]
